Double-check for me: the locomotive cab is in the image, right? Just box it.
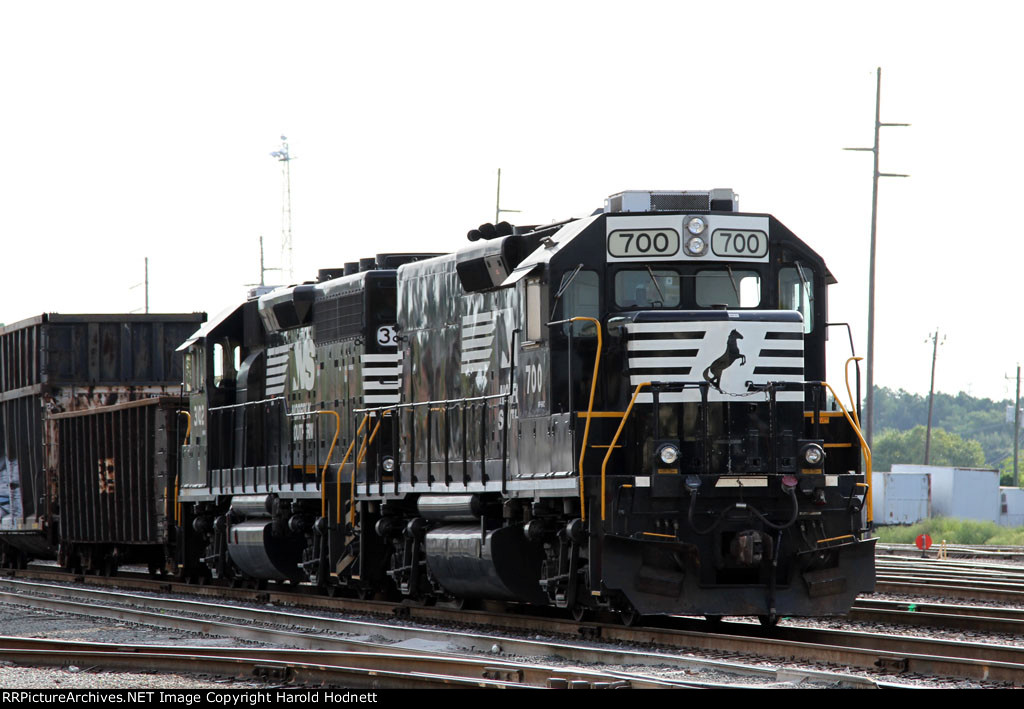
[530,190,874,619]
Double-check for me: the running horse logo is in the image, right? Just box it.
[702,329,746,392]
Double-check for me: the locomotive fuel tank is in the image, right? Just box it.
[423,524,546,603]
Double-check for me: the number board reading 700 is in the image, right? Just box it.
[606,229,680,258]
[711,229,768,258]
[605,215,771,263]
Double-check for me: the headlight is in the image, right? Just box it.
[382,456,395,473]
[685,236,707,255]
[686,216,707,235]
[800,443,825,467]
[658,444,680,465]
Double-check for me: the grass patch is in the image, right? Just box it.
[875,517,1024,545]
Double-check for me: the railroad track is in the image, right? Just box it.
[0,578,773,689]
[877,543,1024,561]
[850,598,1024,634]
[876,555,1024,603]
[0,636,534,690]
[0,574,1019,686]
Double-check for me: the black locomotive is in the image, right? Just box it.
[1,189,876,624]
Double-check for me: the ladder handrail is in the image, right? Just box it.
[548,316,603,521]
[600,382,650,521]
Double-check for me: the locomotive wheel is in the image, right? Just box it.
[704,615,724,625]
[758,614,780,627]
[571,604,590,622]
[618,604,642,627]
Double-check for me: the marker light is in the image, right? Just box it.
[685,236,707,255]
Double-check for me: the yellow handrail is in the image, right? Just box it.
[348,413,388,526]
[568,316,602,522]
[336,414,370,525]
[316,410,341,519]
[178,410,192,446]
[599,382,650,521]
[174,410,192,525]
[844,356,864,430]
[821,381,873,525]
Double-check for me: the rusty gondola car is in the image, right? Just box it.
[50,396,185,574]
[0,313,205,568]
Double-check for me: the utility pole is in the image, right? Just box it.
[844,67,909,448]
[1008,367,1021,486]
[270,136,295,281]
[923,328,944,464]
[130,257,150,314]
[495,168,521,224]
[249,235,281,290]
[1016,366,1021,486]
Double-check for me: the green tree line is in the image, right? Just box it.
[870,386,1022,484]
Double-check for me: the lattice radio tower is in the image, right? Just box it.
[270,136,295,281]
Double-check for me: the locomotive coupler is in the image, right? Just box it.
[729,530,764,566]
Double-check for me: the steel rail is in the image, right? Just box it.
[877,543,1024,560]
[850,598,1024,634]
[877,557,1024,575]
[0,581,697,689]
[0,578,890,688]
[0,576,1017,685]
[875,579,1024,604]
[0,639,529,690]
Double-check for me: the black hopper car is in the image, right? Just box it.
[0,191,876,624]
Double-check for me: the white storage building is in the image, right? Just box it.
[891,464,1000,524]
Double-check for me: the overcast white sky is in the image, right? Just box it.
[1,1,1021,402]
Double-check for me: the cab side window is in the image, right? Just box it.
[779,266,814,333]
[559,269,599,336]
[525,278,544,343]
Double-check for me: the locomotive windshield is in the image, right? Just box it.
[614,269,680,308]
[694,269,761,308]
